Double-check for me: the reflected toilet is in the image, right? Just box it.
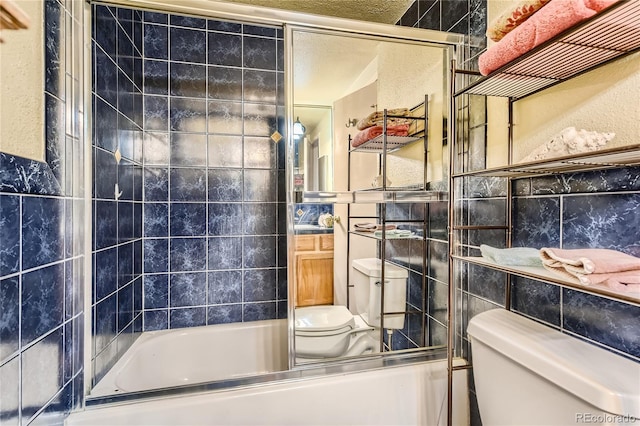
[295,258,408,360]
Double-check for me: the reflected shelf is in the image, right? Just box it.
[453,255,640,305]
[349,230,424,241]
[302,189,446,204]
[452,143,640,178]
[349,134,423,153]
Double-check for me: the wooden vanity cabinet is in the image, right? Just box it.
[294,234,334,307]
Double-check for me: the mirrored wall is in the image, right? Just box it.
[288,27,453,366]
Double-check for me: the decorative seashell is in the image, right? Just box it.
[520,127,615,163]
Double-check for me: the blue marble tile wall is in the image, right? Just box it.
[381,203,449,351]
[511,167,640,360]
[293,203,332,225]
[396,2,487,424]
[0,0,85,424]
[139,10,286,331]
[397,0,487,70]
[91,5,144,386]
[394,0,487,350]
[457,170,640,425]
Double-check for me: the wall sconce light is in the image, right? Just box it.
[293,117,306,139]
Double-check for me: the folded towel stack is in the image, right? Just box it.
[356,108,412,131]
[354,223,396,233]
[540,248,640,292]
[351,124,410,148]
[480,244,543,267]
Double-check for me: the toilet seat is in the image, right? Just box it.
[295,305,355,334]
[294,305,362,359]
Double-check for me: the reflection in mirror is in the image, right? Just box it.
[290,28,450,366]
[293,105,333,192]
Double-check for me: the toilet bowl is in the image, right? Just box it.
[468,309,640,426]
[294,305,377,360]
[294,258,409,360]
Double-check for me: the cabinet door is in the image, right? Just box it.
[295,252,334,307]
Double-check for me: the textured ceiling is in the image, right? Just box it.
[216,0,413,24]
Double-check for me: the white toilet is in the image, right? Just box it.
[295,258,408,360]
[468,309,640,426]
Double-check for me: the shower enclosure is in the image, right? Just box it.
[85,0,464,413]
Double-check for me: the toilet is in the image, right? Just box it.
[295,258,408,360]
[468,309,640,426]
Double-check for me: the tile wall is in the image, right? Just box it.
[394,0,487,350]
[90,5,287,385]
[91,5,144,386]
[138,10,287,331]
[0,0,85,424]
[456,169,640,425]
[402,2,640,426]
[293,203,333,225]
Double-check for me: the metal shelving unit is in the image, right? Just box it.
[447,4,640,424]
[342,95,436,352]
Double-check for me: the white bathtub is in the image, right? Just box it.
[90,319,288,397]
[68,360,470,426]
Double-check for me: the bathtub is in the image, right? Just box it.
[90,319,288,397]
[68,359,470,426]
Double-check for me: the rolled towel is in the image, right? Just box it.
[480,244,543,267]
[486,0,551,42]
[540,248,640,291]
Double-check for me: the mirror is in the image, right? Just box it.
[293,105,333,192]
[290,28,451,366]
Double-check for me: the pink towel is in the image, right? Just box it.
[479,0,618,76]
[351,124,410,148]
[540,248,640,292]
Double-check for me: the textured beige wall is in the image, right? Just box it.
[0,0,44,161]
[333,82,378,309]
[377,43,446,186]
[512,53,640,162]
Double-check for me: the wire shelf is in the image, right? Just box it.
[350,134,423,153]
[453,256,640,305]
[453,143,640,178]
[456,0,640,100]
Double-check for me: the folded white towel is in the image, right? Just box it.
[374,229,413,239]
[480,245,543,267]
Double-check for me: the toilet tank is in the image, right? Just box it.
[468,309,640,426]
[352,258,408,329]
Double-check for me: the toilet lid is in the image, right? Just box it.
[295,305,355,332]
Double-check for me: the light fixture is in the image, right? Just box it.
[293,116,306,138]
